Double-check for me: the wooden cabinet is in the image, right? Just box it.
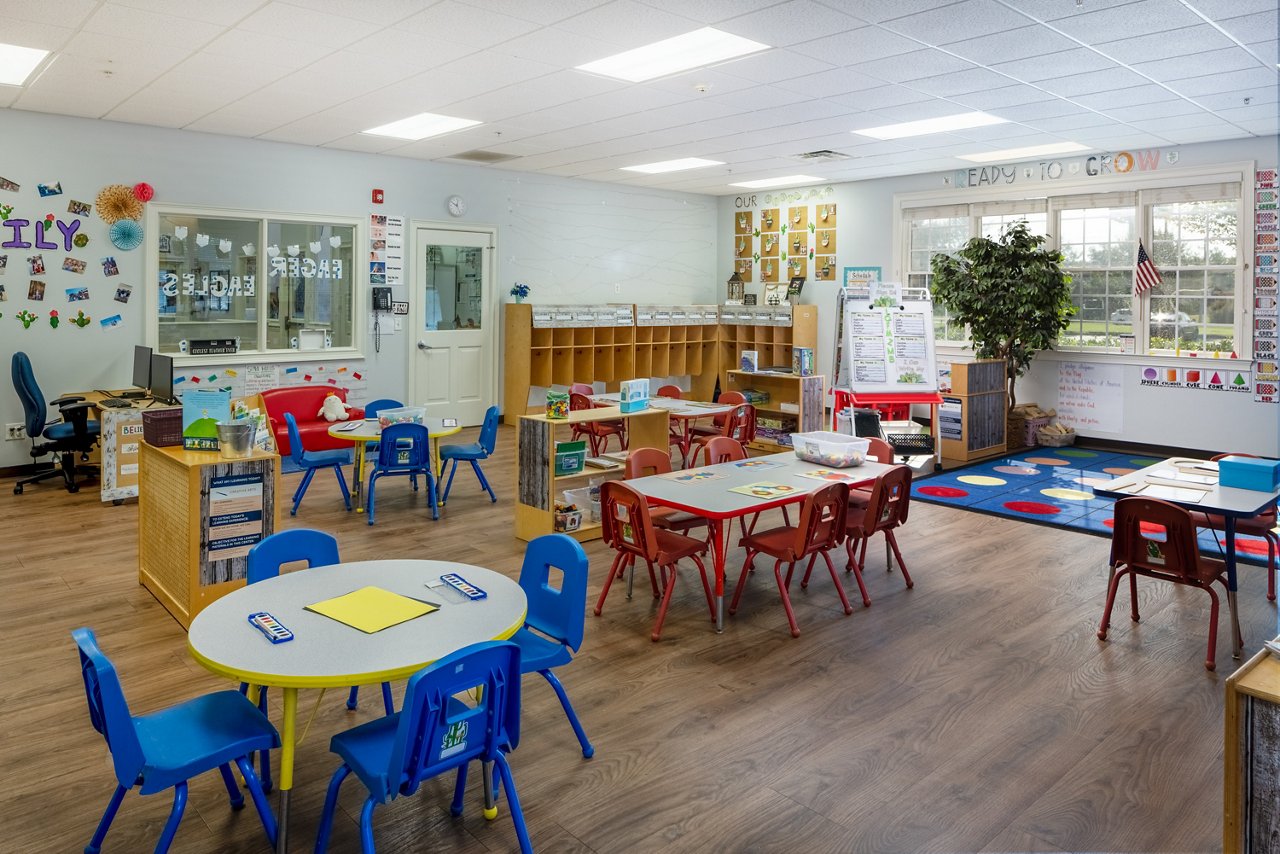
[1225,648,1280,852]
[938,359,1007,462]
[138,444,280,628]
[724,370,826,453]
[503,303,817,421]
[514,407,668,543]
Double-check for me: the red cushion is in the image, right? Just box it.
[260,386,365,455]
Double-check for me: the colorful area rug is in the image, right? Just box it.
[911,447,1276,568]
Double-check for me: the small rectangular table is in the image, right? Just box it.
[590,394,736,466]
[627,452,894,631]
[1092,456,1280,657]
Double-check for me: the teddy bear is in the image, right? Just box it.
[318,393,350,422]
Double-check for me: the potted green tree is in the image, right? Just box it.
[929,220,1074,414]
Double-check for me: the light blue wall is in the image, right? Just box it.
[0,109,717,469]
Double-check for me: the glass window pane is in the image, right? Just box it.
[423,244,484,330]
[1146,197,1237,354]
[265,221,355,350]
[157,215,260,354]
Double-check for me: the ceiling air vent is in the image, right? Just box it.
[443,149,518,164]
[794,150,851,161]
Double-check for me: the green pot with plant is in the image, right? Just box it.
[929,220,1074,412]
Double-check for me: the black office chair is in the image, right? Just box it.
[11,351,101,494]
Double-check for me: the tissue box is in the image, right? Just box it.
[1219,455,1280,492]
[792,347,814,376]
[619,378,649,413]
[377,406,425,429]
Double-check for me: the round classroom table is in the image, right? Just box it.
[328,416,462,509]
[188,560,526,852]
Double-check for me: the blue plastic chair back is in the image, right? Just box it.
[374,422,431,470]
[363,399,402,418]
[12,352,47,438]
[519,534,588,653]
[246,529,340,585]
[283,412,308,467]
[73,627,146,790]
[380,641,521,804]
[478,405,500,456]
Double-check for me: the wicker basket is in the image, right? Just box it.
[1025,416,1052,446]
[141,407,183,447]
[1037,428,1076,447]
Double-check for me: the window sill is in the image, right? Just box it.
[172,347,364,368]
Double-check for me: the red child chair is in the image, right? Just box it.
[843,464,914,607]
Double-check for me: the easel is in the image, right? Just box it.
[830,283,944,471]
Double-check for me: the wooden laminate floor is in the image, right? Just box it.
[1,425,1270,853]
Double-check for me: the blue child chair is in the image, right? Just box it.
[239,530,394,791]
[284,412,352,515]
[72,627,279,854]
[313,641,532,854]
[438,404,500,504]
[510,533,594,758]
[366,422,438,525]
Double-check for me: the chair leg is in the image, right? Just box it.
[774,559,801,637]
[217,763,245,810]
[380,681,394,715]
[538,669,594,758]
[885,530,913,588]
[1205,583,1221,671]
[85,784,127,854]
[594,552,627,615]
[450,762,469,817]
[346,686,360,710]
[292,468,317,515]
[154,781,189,853]
[493,753,534,854]
[822,550,854,615]
[691,553,715,621]
[426,469,439,520]
[234,755,278,848]
[314,764,351,854]
[332,463,352,511]
[441,459,459,504]
[1128,568,1140,623]
[482,758,499,819]
[359,796,379,854]
[1097,565,1124,640]
[651,560,682,641]
[366,473,378,525]
[729,550,757,615]
[471,460,497,503]
[1267,533,1278,602]
[844,536,872,607]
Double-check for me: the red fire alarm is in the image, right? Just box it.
[371,188,384,204]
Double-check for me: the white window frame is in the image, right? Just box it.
[892,161,1254,366]
[144,204,367,366]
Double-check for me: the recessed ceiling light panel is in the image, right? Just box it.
[622,157,724,174]
[728,175,824,189]
[576,28,769,83]
[362,112,481,141]
[957,142,1089,163]
[853,112,1007,140]
[0,42,49,86]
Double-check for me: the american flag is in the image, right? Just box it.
[1134,240,1162,296]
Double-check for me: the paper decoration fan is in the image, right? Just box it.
[96,184,144,224]
[133,182,154,202]
[110,219,144,250]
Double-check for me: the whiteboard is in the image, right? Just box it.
[840,287,939,395]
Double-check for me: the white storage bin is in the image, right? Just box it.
[563,486,601,523]
[791,431,870,468]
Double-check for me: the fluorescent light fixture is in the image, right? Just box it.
[728,175,824,189]
[577,27,769,83]
[362,112,481,140]
[622,157,724,174]
[0,42,49,86]
[957,142,1090,163]
[853,111,1007,140]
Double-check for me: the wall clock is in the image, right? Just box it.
[447,195,467,217]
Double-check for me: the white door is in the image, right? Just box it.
[411,226,496,426]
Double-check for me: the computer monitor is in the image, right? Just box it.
[149,353,176,405]
[127,345,152,396]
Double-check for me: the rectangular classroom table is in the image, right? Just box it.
[589,393,736,466]
[627,451,894,631]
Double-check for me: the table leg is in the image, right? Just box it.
[432,438,445,504]
[276,687,298,853]
[678,420,694,468]
[1226,517,1244,658]
[709,518,728,632]
[353,443,366,514]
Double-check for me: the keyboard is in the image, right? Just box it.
[99,398,132,408]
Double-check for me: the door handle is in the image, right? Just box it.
[417,341,431,350]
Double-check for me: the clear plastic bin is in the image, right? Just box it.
[791,432,870,468]
[563,487,601,523]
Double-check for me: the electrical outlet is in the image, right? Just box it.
[6,423,26,441]
[614,282,621,294]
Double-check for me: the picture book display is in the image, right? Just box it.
[182,388,231,450]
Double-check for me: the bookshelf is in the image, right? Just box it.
[938,360,1007,462]
[1224,648,1280,853]
[724,370,826,453]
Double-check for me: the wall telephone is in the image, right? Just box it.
[372,286,392,311]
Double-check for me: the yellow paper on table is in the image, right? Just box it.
[305,586,438,633]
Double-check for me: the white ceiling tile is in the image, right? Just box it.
[184,111,293,136]
[1050,0,1205,43]
[1023,113,1123,133]
[942,23,1079,65]
[13,87,121,118]
[105,92,216,128]
[1132,113,1234,135]
[236,1,381,47]
[1108,98,1206,121]
[1073,84,1180,110]
[702,84,809,112]
[495,26,627,68]
[343,29,477,69]
[772,67,887,98]
[431,51,560,95]
[110,0,268,26]
[1005,0,1141,22]
[202,28,336,68]
[799,28,924,67]
[1188,0,1278,15]
[991,99,1092,122]
[852,48,977,83]
[1237,120,1280,135]
[991,48,1117,82]
[636,0,779,24]
[1244,39,1277,67]
[81,3,225,49]
[907,67,1023,98]
[1217,10,1279,47]
[1093,24,1235,64]
[1161,126,1249,144]
[257,114,353,145]
[827,84,934,111]
[58,30,190,70]
[398,1,541,46]
[278,0,433,24]
[1169,68,1280,98]
[0,19,77,52]
[322,131,422,153]
[944,83,1054,110]
[1196,88,1278,110]
[881,0,1023,45]
[161,52,296,95]
[712,48,836,85]
[0,86,18,108]
[1132,47,1262,82]
[554,0,702,44]
[830,0,966,24]
[0,0,100,26]
[720,0,870,47]
[1041,67,1151,98]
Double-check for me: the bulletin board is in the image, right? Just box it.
[833,282,939,395]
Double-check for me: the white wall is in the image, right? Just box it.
[0,109,717,469]
[719,136,1280,456]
